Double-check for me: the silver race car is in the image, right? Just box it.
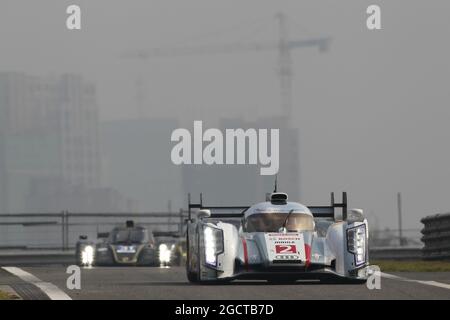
[186,191,370,283]
[76,221,159,267]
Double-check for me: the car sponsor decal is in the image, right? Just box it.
[116,245,137,253]
[304,244,311,268]
[275,244,297,254]
[264,233,306,262]
[241,238,249,271]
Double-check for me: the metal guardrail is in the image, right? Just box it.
[421,213,450,260]
[0,211,189,250]
[369,247,422,260]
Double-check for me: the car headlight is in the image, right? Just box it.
[347,224,366,266]
[159,243,172,263]
[81,245,95,265]
[203,225,224,267]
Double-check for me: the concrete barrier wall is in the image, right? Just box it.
[0,247,423,266]
[0,250,76,266]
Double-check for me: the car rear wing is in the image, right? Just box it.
[188,193,249,221]
[308,192,348,220]
[188,192,348,221]
[153,231,182,238]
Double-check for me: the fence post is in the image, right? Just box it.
[61,211,65,251]
[179,209,183,235]
[65,211,69,250]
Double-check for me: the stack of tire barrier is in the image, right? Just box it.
[421,213,450,260]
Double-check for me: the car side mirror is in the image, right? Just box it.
[347,208,365,223]
[197,209,211,219]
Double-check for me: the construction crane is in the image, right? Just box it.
[122,13,330,120]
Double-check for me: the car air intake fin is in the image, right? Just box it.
[270,193,288,204]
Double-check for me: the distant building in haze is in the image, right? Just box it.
[0,72,130,212]
[101,118,183,212]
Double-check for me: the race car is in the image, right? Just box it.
[76,221,158,267]
[154,231,186,267]
[186,191,370,283]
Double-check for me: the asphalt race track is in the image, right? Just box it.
[1,266,450,300]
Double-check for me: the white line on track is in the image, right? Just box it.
[2,267,71,300]
[381,272,450,290]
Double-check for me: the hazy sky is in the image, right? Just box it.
[1,1,449,229]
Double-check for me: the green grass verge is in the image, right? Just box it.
[372,260,450,272]
[0,290,18,300]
